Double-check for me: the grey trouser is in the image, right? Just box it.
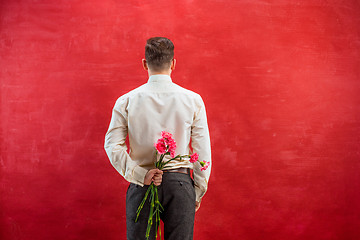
[126,172,196,240]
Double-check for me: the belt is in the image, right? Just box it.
[162,167,190,174]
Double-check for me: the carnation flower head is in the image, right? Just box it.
[155,131,177,157]
[167,138,177,158]
[200,160,210,171]
[189,153,199,163]
[161,131,173,139]
[155,138,167,154]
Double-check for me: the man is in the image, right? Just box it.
[104,37,211,240]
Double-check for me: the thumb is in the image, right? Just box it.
[149,169,157,175]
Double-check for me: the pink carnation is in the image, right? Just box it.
[161,131,173,139]
[189,153,199,163]
[167,138,176,157]
[155,138,167,154]
[155,131,177,157]
[200,160,210,171]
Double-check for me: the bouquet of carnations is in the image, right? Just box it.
[135,131,210,239]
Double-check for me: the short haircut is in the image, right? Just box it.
[145,37,174,72]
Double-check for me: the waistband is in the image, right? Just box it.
[162,167,190,174]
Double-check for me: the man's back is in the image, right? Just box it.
[126,75,205,168]
[105,74,211,201]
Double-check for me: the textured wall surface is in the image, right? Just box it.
[1,0,360,239]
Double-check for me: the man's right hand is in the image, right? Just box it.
[144,169,163,186]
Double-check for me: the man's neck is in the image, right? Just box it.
[148,70,172,77]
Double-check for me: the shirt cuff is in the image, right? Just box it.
[195,186,206,202]
[131,165,149,186]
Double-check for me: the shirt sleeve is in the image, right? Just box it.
[104,96,149,186]
[191,95,212,202]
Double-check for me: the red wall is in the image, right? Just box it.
[1,1,360,239]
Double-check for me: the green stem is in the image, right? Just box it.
[145,187,155,239]
[135,184,153,222]
[157,153,165,168]
[159,154,182,169]
[155,186,160,239]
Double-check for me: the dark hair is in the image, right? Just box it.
[145,37,174,71]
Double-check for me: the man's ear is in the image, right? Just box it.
[142,59,148,71]
[170,59,176,71]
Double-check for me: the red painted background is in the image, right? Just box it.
[1,1,360,239]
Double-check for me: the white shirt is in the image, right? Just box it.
[104,74,211,201]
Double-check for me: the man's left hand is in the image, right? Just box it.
[195,201,201,212]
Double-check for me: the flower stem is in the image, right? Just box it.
[135,184,153,222]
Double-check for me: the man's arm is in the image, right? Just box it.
[191,95,212,206]
[104,97,149,186]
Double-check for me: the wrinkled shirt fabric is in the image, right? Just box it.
[104,74,211,201]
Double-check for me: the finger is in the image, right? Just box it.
[150,169,159,174]
[152,179,162,184]
[195,202,201,212]
[153,176,162,182]
[152,175,162,181]
[153,180,161,186]
[153,174,163,180]
[153,175,162,180]
[155,169,163,174]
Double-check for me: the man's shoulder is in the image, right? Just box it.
[172,82,203,100]
[117,83,147,99]
[113,83,148,107]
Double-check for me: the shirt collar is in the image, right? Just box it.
[147,74,172,83]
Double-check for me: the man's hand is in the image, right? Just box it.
[195,201,201,212]
[144,169,163,186]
